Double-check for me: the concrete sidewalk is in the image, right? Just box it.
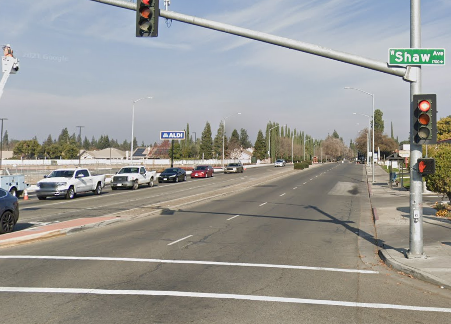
[367,164,451,289]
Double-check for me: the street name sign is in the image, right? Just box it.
[389,48,445,65]
[160,131,186,140]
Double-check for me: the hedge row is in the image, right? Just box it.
[294,160,312,170]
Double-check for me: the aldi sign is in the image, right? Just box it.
[389,48,445,65]
[160,131,186,140]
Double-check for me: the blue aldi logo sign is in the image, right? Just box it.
[160,131,186,140]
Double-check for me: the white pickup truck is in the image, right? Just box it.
[36,168,106,200]
[111,166,156,190]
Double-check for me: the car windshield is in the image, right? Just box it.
[118,167,140,174]
[164,168,177,173]
[195,166,207,170]
[228,163,240,167]
[276,160,283,162]
[48,170,74,178]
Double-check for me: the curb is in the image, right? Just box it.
[378,249,451,289]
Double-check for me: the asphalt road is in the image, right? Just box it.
[1,163,451,323]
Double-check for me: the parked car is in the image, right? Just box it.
[111,166,156,190]
[191,165,214,178]
[158,168,187,183]
[36,168,106,200]
[275,159,286,167]
[0,188,19,234]
[224,162,244,174]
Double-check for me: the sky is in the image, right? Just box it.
[0,0,450,148]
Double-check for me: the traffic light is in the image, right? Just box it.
[417,158,435,175]
[412,94,437,144]
[136,0,159,37]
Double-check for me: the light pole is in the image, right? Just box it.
[131,96,152,162]
[291,134,294,164]
[268,124,285,164]
[222,113,241,171]
[345,87,375,183]
[0,118,7,171]
[353,112,371,166]
[76,125,84,167]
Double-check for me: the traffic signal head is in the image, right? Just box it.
[417,158,435,175]
[136,0,159,37]
[412,94,437,144]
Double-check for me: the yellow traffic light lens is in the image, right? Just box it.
[140,7,151,19]
[418,100,431,112]
[418,113,430,125]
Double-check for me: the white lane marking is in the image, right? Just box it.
[293,187,297,190]
[310,179,313,181]
[167,235,193,246]
[279,193,286,197]
[1,287,450,313]
[259,202,267,207]
[227,215,240,221]
[0,256,378,274]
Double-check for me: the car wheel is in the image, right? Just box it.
[0,210,15,234]
[132,181,139,190]
[148,178,154,187]
[184,175,187,181]
[94,182,102,195]
[66,186,75,199]
[175,177,179,183]
[158,180,162,183]
[9,188,17,197]
[37,196,46,200]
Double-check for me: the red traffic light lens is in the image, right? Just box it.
[142,0,151,4]
[418,100,431,112]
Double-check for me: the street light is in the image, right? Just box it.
[353,112,371,166]
[268,124,285,164]
[0,118,7,171]
[345,87,375,183]
[222,112,241,171]
[131,96,152,162]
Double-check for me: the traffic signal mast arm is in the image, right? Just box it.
[89,0,409,80]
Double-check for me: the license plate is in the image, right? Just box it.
[164,178,167,181]
[117,184,122,186]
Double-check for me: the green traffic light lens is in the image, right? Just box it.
[418,127,430,139]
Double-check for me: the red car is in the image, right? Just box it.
[191,165,214,178]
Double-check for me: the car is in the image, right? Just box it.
[111,166,156,190]
[158,168,187,183]
[0,188,19,234]
[191,165,214,178]
[275,159,286,167]
[224,162,244,174]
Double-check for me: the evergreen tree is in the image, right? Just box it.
[58,128,70,144]
[200,122,213,159]
[374,109,384,133]
[239,128,252,148]
[253,130,266,160]
[214,121,226,158]
[3,130,9,150]
[82,136,90,150]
